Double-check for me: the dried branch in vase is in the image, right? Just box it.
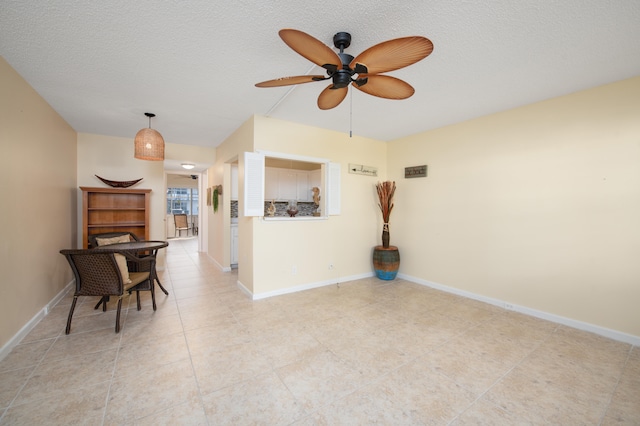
[376,181,396,248]
[376,181,396,223]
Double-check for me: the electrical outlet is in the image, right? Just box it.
[504,302,514,310]
[328,263,334,270]
[292,266,297,275]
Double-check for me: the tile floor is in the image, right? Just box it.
[0,237,639,425]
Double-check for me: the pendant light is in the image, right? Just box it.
[134,112,165,161]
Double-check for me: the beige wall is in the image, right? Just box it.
[0,57,77,349]
[251,116,387,296]
[209,117,254,286]
[388,76,640,337]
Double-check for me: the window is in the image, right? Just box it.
[166,188,199,216]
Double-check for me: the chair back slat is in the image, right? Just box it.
[61,250,124,296]
[174,214,189,229]
[87,232,140,248]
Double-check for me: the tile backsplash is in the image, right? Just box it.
[266,201,318,217]
[229,200,319,218]
[231,200,238,218]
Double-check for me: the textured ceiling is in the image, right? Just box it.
[2,1,640,171]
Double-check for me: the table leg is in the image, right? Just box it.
[149,249,169,295]
[155,277,169,295]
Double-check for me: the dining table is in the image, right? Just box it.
[94,240,169,295]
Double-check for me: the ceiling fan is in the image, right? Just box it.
[255,29,434,110]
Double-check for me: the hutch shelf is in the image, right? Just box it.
[81,187,151,248]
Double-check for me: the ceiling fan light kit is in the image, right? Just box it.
[134,112,165,161]
[256,29,433,110]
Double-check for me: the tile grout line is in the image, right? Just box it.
[596,344,635,426]
[0,332,60,421]
[171,242,212,426]
[100,305,127,426]
[446,323,560,424]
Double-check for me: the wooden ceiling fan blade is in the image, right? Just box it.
[279,29,342,71]
[317,84,347,110]
[350,36,433,74]
[352,75,415,99]
[255,75,327,88]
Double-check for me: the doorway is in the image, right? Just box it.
[166,173,200,241]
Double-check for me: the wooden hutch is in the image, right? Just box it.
[81,187,151,248]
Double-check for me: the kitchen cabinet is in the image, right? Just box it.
[230,224,238,265]
[265,167,279,201]
[278,169,298,200]
[263,167,321,202]
[296,172,309,201]
[309,169,321,190]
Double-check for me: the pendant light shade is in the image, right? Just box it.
[134,112,165,161]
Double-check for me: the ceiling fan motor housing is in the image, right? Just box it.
[333,32,351,50]
[331,33,356,89]
[332,52,356,88]
[332,70,353,88]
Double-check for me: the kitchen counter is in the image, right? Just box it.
[263,215,326,222]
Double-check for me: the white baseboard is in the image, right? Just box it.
[236,280,252,298]
[397,273,640,347]
[251,272,375,300]
[207,253,231,272]
[0,280,74,362]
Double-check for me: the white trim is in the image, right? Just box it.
[262,216,328,222]
[199,169,208,253]
[236,280,253,298]
[0,280,74,362]
[251,272,374,300]
[244,152,265,217]
[327,162,341,215]
[397,273,640,347]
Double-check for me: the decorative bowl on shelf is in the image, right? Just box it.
[95,175,143,188]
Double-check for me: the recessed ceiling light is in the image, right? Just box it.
[181,163,195,170]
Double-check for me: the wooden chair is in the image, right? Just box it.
[60,248,156,333]
[174,214,190,237]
